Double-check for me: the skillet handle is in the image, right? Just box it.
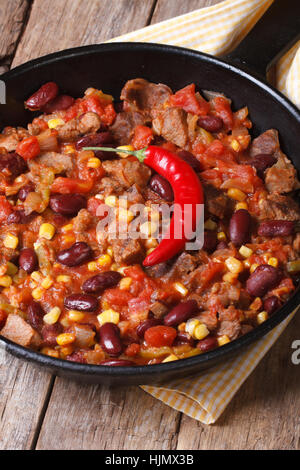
[222,0,300,77]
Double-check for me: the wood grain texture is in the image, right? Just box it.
[0,348,53,450]
[152,0,221,23]
[177,313,300,450]
[0,0,31,72]
[12,0,157,67]
[35,381,180,450]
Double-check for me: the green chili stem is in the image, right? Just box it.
[83,146,147,163]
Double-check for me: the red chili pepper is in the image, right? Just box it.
[83,145,204,266]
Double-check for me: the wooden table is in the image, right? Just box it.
[0,0,299,450]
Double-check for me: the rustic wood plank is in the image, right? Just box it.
[12,0,157,67]
[152,0,221,23]
[0,0,31,73]
[177,312,300,450]
[0,348,53,450]
[35,382,180,450]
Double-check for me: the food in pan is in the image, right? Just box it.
[0,78,299,366]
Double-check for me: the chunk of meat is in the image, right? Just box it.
[0,314,40,347]
[30,151,73,174]
[197,310,218,330]
[110,111,146,145]
[111,237,145,265]
[265,152,300,193]
[0,127,28,152]
[121,78,172,119]
[217,319,241,340]
[249,129,279,157]
[102,159,151,189]
[202,182,232,219]
[73,209,93,232]
[98,176,125,196]
[124,184,145,204]
[150,301,169,319]
[162,252,198,281]
[57,112,101,141]
[259,194,300,221]
[153,107,189,148]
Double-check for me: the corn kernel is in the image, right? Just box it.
[56,333,76,346]
[68,310,85,322]
[0,275,12,287]
[64,144,75,154]
[48,118,64,129]
[110,263,119,271]
[243,258,252,269]
[56,275,71,284]
[140,221,158,238]
[41,347,59,358]
[117,207,134,223]
[4,233,18,249]
[31,271,42,282]
[204,219,217,230]
[32,287,44,300]
[61,224,73,232]
[97,254,112,267]
[250,263,259,274]
[43,307,61,325]
[239,245,253,258]
[61,234,75,245]
[225,257,244,274]
[178,322,186,332]
[88,261,98,272]
[97,309,120,326]
[218,335,230,346]
[194,323,210,340]
[227,188,246,202]
[162,354,178,363]
[39,223,55,240]
[235,201,248,211]
[41,276,54,289]
[144,238,158,249]
[217,231,226,241]
[185,319,200,336]
[87,157,101,168]
[223,272,238,283]
[6,262,18,276]
[268,257,278,268]
[119,277,132,290]
[231,139,241,152]
[116,145,134,158]
[257,311,268,324]
[250,297,262,311]
[105,195,118,207]
[173,282,188,296]
[60,345,74,357]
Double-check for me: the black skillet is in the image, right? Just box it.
[0,0,300,385]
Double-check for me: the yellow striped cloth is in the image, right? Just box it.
[108,0,300,424]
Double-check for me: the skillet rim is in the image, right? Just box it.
[0,41,299,380]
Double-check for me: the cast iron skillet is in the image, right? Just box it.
[0,0,300,385]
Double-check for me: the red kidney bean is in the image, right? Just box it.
[164,300,198,327]
[263,296,281,315]
[177,150,202,172]
[173,331,195,346]
[258,220,294,237]
[229,209,251,246]
[66,351,87,364]
[248,154,276,177]
[7,210,37,225]
[0,152,28,181]
[50,193,86,216]
[149,174,174,202]
[216,241,228,250]
[136,318,162,338]
[99,359,135,366]
[41,94,75,114]
[57,242,93,266]
[202,230,217,252]
[18,183,35,201]
[82,271,122,294]
[246,264,282,298]
[41,323,63,347]
[197,115,223,132]
[27,300,44,330]
[75,131,116,160]
[19,248,38,273]
[64,294,98,312]
[99,322,122,356]
[197,336,218,352]
[25,82,59,110]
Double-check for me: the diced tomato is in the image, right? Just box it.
[144,325,177,347]
[31,117,49,131]
[16,136,40,160]
[0,195,13,223]
[103,288,134,310]
[64,94,116,126]
[199,262,224,289]
[132,125,153,150]
[212,96,233,130]
[51,177,93,194]
[87,197,103,216]
[170,84,210,116]
[125,343,140,357]
[124,265,146,282]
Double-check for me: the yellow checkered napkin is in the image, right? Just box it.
[109,0,300,424]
